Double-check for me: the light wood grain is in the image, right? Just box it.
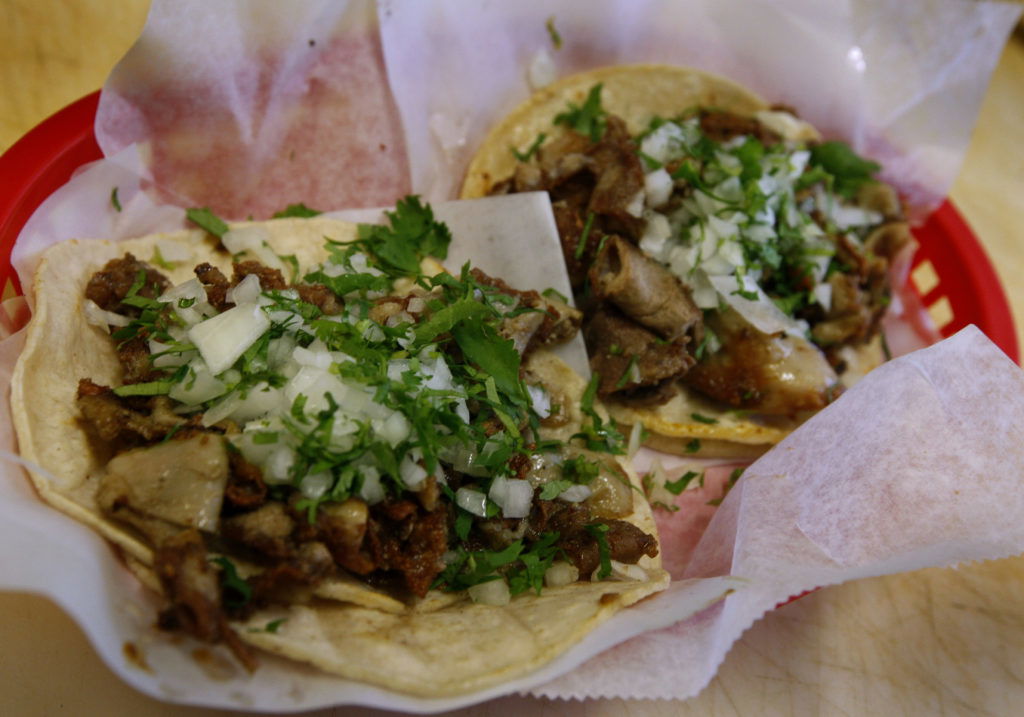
[2,2,1023,715]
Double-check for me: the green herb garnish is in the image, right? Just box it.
[555,84,606,143]
[186,207,229,238]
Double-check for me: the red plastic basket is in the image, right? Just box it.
[0,91,1018,363]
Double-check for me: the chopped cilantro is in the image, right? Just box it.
[572,373,626,454]
[614,355,638,390]
[690,413,718,425]
[211,556,252,609]
[545,16,562,50]
[684,438,702,454]
[112,380,174,397]
[272,202,321,219]
[560,454,601,484]
[808,141,880,198]
[540,480,574,499]
[554,84,606,143]
[507,532,564,596]
[574,211,596,260]
[584,523,612,579]
[110,187,122,212]
[541,287,568,304]
[355,195,451,276]
[665,470,702,495]
[186,207,229,238]
[511,132,547,162]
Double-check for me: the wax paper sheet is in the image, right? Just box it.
[2,0,1022,711]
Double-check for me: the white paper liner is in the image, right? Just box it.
[2,0,1022,711]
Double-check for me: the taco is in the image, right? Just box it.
[10,199,668,697]
[462,65,911,457]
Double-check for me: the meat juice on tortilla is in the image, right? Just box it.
[11,201,669,696]
[462,65,911,457]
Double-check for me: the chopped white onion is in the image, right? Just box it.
[526,384,551,419]
[527,48,556,89]
[627,421,644,458]
[83,299,130,329]
[558,484,592,503]
[644,168,673,208]
[200,391,242,427]
[169,360,227,405]
[378,410,411,446]
[359,466,385,505]
[265,446,295,484]
[467,578,510,606]
[300,472,332,500]
[226,273,261,305]
[607,560,648,582]
[400,453,428,489]
[489,477,533,519]
[188,303,270,375]
[455,487,488,517]
[544,560,580,588]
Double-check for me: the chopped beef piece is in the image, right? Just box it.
[585,116,646,236]
[683,308,839,415]
[476,516,529,550]
[589,235,703,342]
[317,498,375,575]
[221,502,295,560]
[154,529,257,671]
[537,501,658,577]
[77,379,181,445]
[194,263,231,311]
[233,261,287,290]
[469,268,582,357]
[364,500,449,597]
[585,307,694,401]
[247,541,335,605]
[84,254,169,314]
[603,520,659,564]
[296,283,343,315]
[116,336,159,384]
[699,110,781,145]
[224,451,268,510]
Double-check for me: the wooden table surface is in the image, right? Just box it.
[3,2,1024,715]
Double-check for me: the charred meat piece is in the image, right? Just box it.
[224,451,268,510]
[589,235,703,343]
[469,268,582,357]
[77,379,182,446]
[233,260,287,290]
[505,116,646,288]
[585,306,694,402]
[247,541,336,606]
[585,116,646,236]
[85,254,169,314]
[317,498,376,575]
[295,283,343,315]
[221,502,295,561]
[116,336,161,385]
[194,263,231,311]
[364,500,450,598]
[154,529,257,671]
[700,110,782,145]
[683,308,839,415]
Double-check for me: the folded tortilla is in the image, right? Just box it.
[462,65,893,457]
[10,217,668,697]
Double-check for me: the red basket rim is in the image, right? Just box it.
[0,90,1018,364]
